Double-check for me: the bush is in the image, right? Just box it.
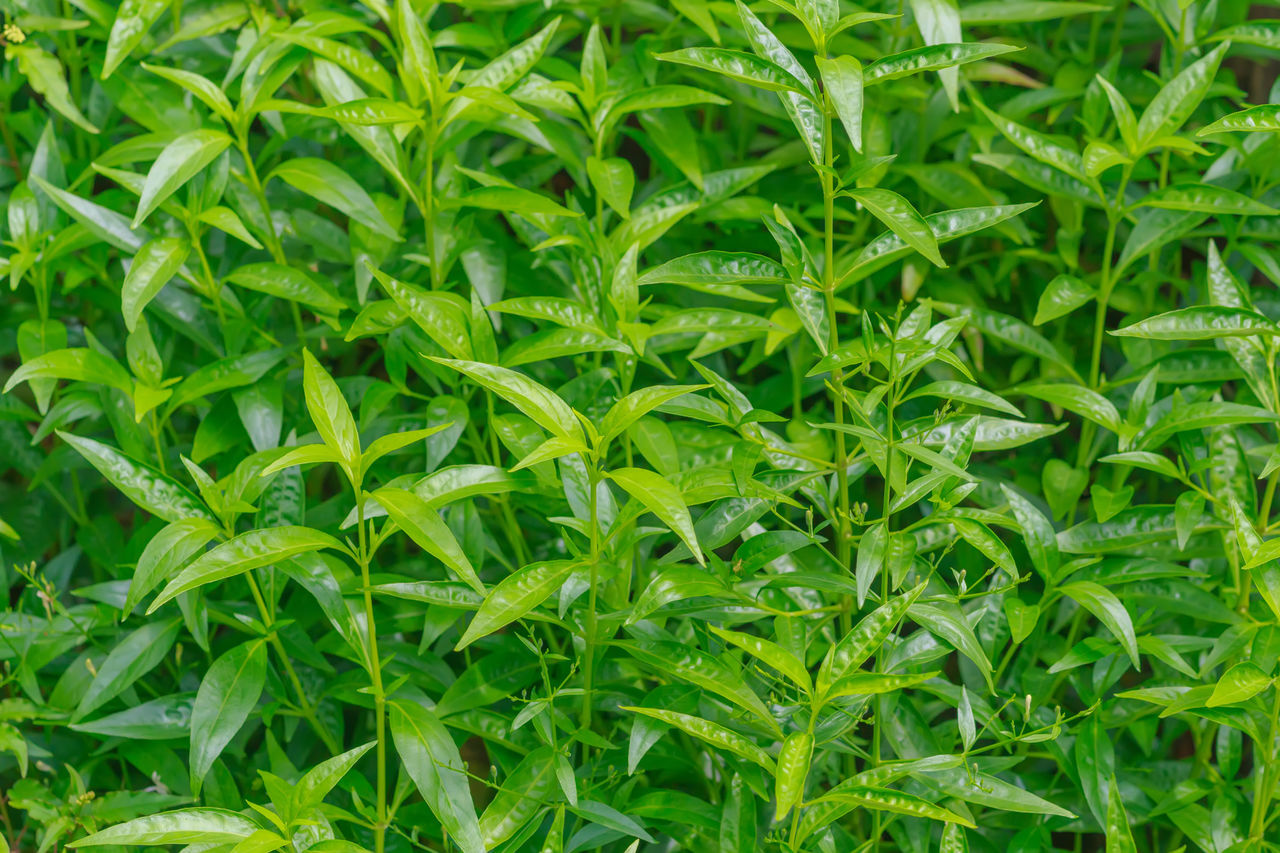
[2,0,1279,850]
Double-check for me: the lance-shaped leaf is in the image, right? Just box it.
[816,55,864,151]
[865,43,1020,84]
[1136,183,1278,216]
[817,583,925,696]
[6,349,134,397]
[376,487,483,593]
[607,467,703,565]
[293,741,377,811]
[622,707,775,771]
[74,618,182,719]
[390,700,484,853]
[67,809,260,847]
[1060,581,1139,667]
[190,640,267,794]
[432,358,584,444]
[122,237,190,332]
[303,349,361,469]
[811,787,975,827]
[270,158,401,240]
[1136,42,1229,147]
[1112,306,1278,340]
[479,746,562,848]
[134,129,232,228]
[58,432,213,523]
[655,48,808,93]
[843,188,944,267]
[126,517,221,615]
[599,385,707,443]
[709,625,812,694]
[149,526,347,612]
[456,559,577,649]
[1200,103,1280,135]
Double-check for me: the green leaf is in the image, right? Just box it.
[6,348,134,397]
[1136,42,1229,147]
[190,640,267,794]
[774,731,813,820]
[270,158,401,240]
[1106,775,1137,853]
[122,238,191,332]
[815,55,863,151]
[479,746,561,848]
[818,583,925,696]
[303,349,361,469]
[1112,306,1278,340]
[622,707,775,771]
[226,264,347,315]
[103,0,168,78]
[1200,103,1280,135]
[709,625,812,694]
[149,526,347,612]
[293,742,377,811]
[59,432,213,523]
[655,48,808,93]
[1034,274,1096,325]
[141,62,235,124]
[814,787,975,827]
[67,809,259,846]
[1206,662,1272,706]
[390,700,484,853]
[607,467,703,565]
[9,46,99,134]
[599,385,707,443]
[587,156,635,218]
[74,618,182,719]
[865,43,1021,84]
[462,553,580,644]
[978,102,1086,181]
[1136,183,1278,216]
[456,186,581,219]
[842,188,944,267]
[134,129,232,228]
[432,358,584,444]
[126,517,221,615]
[1060,581,1139,667]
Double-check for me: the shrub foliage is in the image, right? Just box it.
[2,0,1280,850]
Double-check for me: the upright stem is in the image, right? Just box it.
[1076,167,1131,475]
[580,467,601,745]
[819,91,852,635]
[237,137,304,341]
[244,571,340,754]
[356,488,387,853]
[423,132,440,289]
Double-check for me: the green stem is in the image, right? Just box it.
[819,89,852,634]
[355,486,388,853]
[244,571,340,754]
[580,466,601,747]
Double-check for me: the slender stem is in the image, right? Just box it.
[819,90,852,634]
[423,132,440,289]
[1249,688,1280,838]
[580,466,601,746]
[244,571,340,754]
[236,137,304,343]
[356,487,388,853]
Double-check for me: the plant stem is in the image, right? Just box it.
[819,90,852,635]
[244,571,340,754]
[355,487,387,853]
[580,466,601,747]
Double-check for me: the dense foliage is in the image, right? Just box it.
[3,0,1280,850]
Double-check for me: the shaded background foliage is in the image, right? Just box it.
[3,0,1280,851]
